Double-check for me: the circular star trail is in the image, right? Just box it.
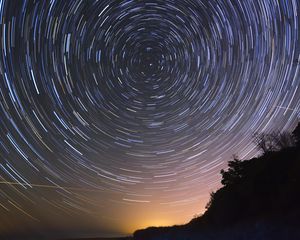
[0,0,299,237]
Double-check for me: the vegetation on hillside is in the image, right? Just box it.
[134,122,300,240]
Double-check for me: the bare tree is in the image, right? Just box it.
[271,131,295,149]
[253,131,295,153]
[253,133,275,153]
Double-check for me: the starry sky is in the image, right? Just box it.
[0,0,299,239]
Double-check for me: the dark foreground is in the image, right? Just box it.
[62,238,132,240]
[134,215,300,240]
[62,237,132,240]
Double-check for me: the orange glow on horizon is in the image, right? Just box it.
[115,201,208,235]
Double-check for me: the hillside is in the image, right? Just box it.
[133,123,300,240]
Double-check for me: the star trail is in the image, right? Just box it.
[0,0,299,238]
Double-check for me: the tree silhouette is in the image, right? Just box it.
[220,157,244,186]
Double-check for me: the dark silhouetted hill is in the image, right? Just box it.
[133,122,300,240]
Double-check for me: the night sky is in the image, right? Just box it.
[0,0,299,238]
